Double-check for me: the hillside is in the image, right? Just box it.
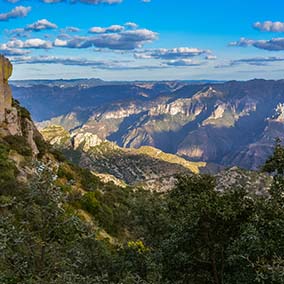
[41,125,205,191]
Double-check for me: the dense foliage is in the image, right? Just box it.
[1,140,284,283]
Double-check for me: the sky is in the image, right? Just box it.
[1,0,284,80]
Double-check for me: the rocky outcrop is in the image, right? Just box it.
[72,132,103,152]
[0,55,39,156]
[41,124,72,147]
[0,55,13,124]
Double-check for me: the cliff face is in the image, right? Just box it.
[0,55,13,124]
[0,55,39,155]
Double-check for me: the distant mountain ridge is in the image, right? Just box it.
[12,78,284,170]
[11,78,224,88]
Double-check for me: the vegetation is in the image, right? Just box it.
[1,138,284,283]
[4,135,32,157]
[0,141,17,193]
[12,99,31,120]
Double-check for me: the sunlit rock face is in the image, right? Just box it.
[0,55,13,124]
[0,55,39,156]
[73,132,103,152]
[0,55,21,136]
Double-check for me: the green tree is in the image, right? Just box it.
[160,175,254,284]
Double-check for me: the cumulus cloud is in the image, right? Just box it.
[230,37,284,51]
[134,47,213,67]
[8,19,57,37]
[253,21,284,32]
[124,22,138,29]
[1,8,151,56]
[135,47,211,60]
[5,28,30,38]
[63,26,80,32]
[0,6,31,21]
[26,19,58,31]
[89,25,125,34]
[1,38,53,50]
[89,22,140,34]
[54,29,158,50]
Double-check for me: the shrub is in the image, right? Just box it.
[79,168,101,191]
[0,142,18,194]
[34,136,48,158]
[81,192,100,216]
[50,149,66,162]
[57,163,75,181]
[3,135,32,157]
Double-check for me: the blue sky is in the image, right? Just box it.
[1,0,284,80]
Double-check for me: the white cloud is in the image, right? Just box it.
[135,47,211,60]
[254,21,284,32]
[125,22,138,29]
[89,25,125,34]
[26,19,57,31]
[54,29,158,50]
[1,38,53,50]
[230,37,284,51]
[54,38,68,46]
[0,6,31,21]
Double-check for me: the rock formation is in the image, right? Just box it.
[0,55,39,155]
[0,55,13,124]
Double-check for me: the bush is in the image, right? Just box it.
[80,191,114,233]
[12,99,31,120]
[81,192,100,216]
[3,135,32,157]
[0,143,18,194]
[79,168,101,191]
[34,135,48,158]
[50,149,66,162]
[57,163,75,181]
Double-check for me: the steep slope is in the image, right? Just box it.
[41,125,205,191]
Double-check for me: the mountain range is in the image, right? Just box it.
[12,78,284,171]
